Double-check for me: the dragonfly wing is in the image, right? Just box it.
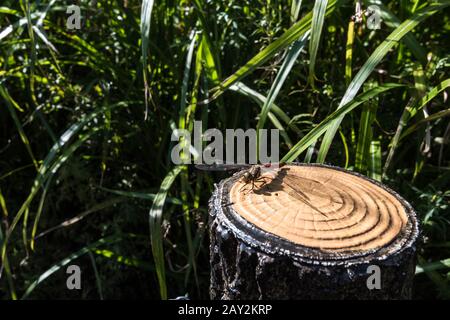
[282,180,328,218]
[284,175,343,205]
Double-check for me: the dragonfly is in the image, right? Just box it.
[195,163,276,192]
[195,163,331,217]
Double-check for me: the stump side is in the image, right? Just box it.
[209,217,417,299]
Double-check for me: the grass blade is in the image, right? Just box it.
[0,85,39,170]
[0,187,16,299]
[384,78,450,174]
[34,198,124,241]
[230,82,303,136]
[345,19,355,86]
[198,33,226,125]
[32,25,58,53]
[178,31,198,130]
[207,0,341,102]
[98,187,182,205]
[338,129,350,168]
[317,1,450,163]
[367,0,427,64]
[291,0,303,23]
[400,108,450,140]
[416,258,450,274]
[22,235,122,299]
[368,140,382,181]
[308,0,328,87]
[1,103,129,264]
[256,32,309,151]
[149,166,183,300]
[93,248,159,272]
[282,83,404,162]
[355,82,378,173]
[88,250,104,300]
[417,256,450,298]
[140,0,155,118]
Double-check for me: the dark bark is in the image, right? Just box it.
[209,164,420,300]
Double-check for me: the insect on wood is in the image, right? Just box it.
[195,163,329,217]
[195,163,275,192]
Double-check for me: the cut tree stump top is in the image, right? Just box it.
[214,163,419,265]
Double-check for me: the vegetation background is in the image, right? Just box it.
[0,0,449,299]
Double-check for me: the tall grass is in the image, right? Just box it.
[0,0,449,299]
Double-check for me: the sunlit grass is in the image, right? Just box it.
[0,0,449,299]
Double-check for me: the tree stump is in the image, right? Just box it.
[208,163,419,299]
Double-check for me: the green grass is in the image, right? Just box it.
[0,0,449,299]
